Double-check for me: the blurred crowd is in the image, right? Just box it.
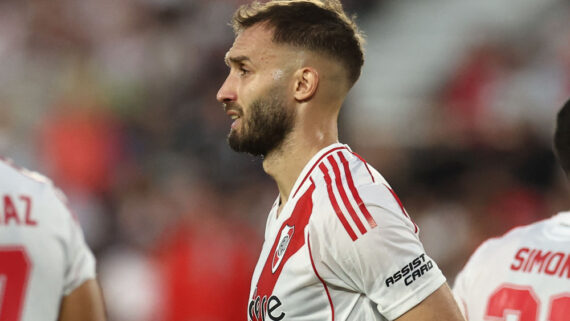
[1,0,569,320]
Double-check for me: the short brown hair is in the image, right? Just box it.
[554,98,570,175]
[232,0,365,87]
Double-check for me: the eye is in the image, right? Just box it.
[238,65,250,76]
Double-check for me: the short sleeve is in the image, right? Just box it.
[62,219,96,295]
[53,191,97,296]
[309,202,446,320]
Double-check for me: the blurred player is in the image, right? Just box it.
[217,1,464,320]
[453,99,570,320]
[0,158,106,321]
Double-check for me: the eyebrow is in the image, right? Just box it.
[225,54,251,66]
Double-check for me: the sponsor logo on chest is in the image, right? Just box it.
[249,290,285,321]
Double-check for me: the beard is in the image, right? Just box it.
[227,88,296,157]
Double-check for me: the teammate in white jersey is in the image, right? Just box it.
[0,158,106,321]
[453,99,570,321]
[216,1,465,320]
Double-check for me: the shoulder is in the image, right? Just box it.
[309,147,393,206]
[309,148,413,231]
[460,221,542,276]
[490,219,548,245]
[0,157,53,186]
[469,225,527,259]
[0,158,73,219]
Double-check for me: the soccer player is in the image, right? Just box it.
[452,99,570,321]
[0,158,106,321]
[216,1,465,320]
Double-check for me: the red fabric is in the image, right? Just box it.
[156,220,258,321]
[40,106,121,193]
[442,44,505,131]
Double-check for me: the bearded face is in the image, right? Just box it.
[226,86,296,157]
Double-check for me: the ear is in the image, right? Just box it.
[293,67,319,102]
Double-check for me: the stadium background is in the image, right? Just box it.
[1,0,569,320]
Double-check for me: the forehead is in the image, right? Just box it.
[226,24,290,66]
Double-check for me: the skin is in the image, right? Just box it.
[217,23,346,215]
[217,22,465,321]
[58,279,107,321]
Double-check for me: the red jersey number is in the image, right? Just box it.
[549,294,570,321]
[485,284,570,321]
[0,248,31,321]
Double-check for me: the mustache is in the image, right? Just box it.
[223,102,244,114]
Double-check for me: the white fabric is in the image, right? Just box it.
[248,143,446,321]
[453,212,570,321]
[0,158,96,321]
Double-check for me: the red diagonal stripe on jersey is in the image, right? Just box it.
[254,182,316,301]
[292,146,348,198]
[384,184,418,233]
[319,163,358,241]
[326,155,367,235]
[337,152,377,229]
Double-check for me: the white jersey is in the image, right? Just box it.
[248,143,446,321]
[0,158,96,321]
[453,212,570,321]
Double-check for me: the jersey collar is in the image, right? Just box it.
[269,142,349,226]
[290,142,349,199]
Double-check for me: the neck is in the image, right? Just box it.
[263,117,338,213]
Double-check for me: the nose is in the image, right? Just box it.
[216,75,237,103]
